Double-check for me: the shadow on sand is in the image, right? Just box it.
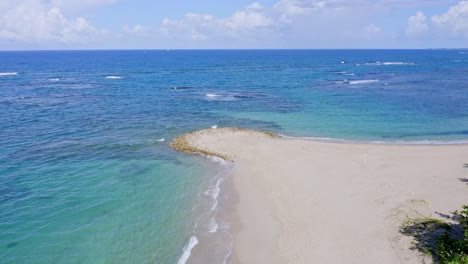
[400,176,467,263]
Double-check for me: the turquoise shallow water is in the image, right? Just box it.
[1,50,468,263]
[1,156,217,263]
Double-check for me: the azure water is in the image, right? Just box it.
[1,50,467,263]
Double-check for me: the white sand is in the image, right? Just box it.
[172,128,468,264]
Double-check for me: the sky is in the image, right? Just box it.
[0,0,467,50]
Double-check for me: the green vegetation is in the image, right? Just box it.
[401,205,468,264]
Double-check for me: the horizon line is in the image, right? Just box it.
[1,48,468,52]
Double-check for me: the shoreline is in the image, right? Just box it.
[172,127,468,263]
[172,128,468,164]
[278,134,468,146]
[176,155,236,264]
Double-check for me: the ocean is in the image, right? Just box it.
[1,50,467,263]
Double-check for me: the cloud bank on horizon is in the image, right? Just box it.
[0,0,467,49]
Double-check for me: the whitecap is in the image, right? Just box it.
[334,80,348,84]
[365,61,414,66]
[171,86,194,90]
[211,125,218,129]
[335,71,354,76]
[204,93,249,101]
[382,62,414,65]
[177,236,199,264]
[157,138,165,142]
[348,79,379,85]
[0,72,18,76]
[48,78,60,81]
[206,93,222,97]
[105,75,123,79]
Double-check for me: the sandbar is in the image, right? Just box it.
[172,127,468,264]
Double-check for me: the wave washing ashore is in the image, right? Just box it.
[175,154,235,264]
[172,127,468,263]
[1,50,468,264]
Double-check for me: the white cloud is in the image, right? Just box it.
[341,24,385,46]
[247,2,264,10]
[272,0,326,23]
[161,4,274,43]
[161,14,214,41]
[157,0,394,48]
[403,1,468,40]
[406,11,428,37]
[111,0,468,48]
[51,0,117,8]
[49,0,116,14]
[1,0,466,49]
[123,24,146,35]
[224,9,272,30]
[432,0,468,38]
[271,0,450,18]
[0,0,107,48]
[364,24,383,39]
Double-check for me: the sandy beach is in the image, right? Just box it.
[172,128,468,264]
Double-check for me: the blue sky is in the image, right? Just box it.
[0,0,467,50]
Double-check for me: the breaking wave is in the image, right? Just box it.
[364,61,415,66]
[0,72,18,76]
[177,236,199,264]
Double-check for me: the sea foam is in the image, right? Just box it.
[177,236,199,264]
[348,79,379,85]
[105,75,123,79]
[365,61,414,66]
[0,72,18,76]
[208,217,218,233]
[181,155,234,264]
[205,177,224,211]
[335,71,355,76]
[224,240,233,264]
[206,93,222,97]
[335,79,379,85]
[204,93,250,101]
[206,155,228,165]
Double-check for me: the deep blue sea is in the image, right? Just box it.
[1,50,468,263]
